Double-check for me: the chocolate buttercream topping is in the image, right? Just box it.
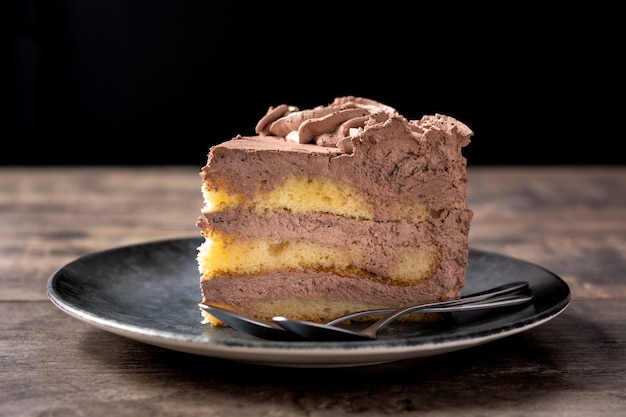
[255,96,400,151]
[253,96,472,155]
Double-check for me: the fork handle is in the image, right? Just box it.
[324,281,529,326]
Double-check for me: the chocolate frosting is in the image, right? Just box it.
[198,96,473,309]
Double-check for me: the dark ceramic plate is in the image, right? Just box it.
[47,237,570,367]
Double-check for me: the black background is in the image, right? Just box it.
[5,1,624,166]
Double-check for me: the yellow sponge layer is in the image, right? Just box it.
[198,232,366,278]
[202,175,374,219]
[200,299,373,326]
[197,232,441,284]
[200,298,444,326]
[201,183,245,213]
[391,245,441,285]
[254,175,374,219]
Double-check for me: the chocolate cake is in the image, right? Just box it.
[196,96,473,326]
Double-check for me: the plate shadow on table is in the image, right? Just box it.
[75,305,597,413]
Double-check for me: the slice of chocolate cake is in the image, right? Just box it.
[196,96,473,326]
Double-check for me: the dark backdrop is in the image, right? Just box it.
[5,1,623,166]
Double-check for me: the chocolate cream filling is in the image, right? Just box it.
[201,270,463,308]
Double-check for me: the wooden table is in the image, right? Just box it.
[1,166,625,416]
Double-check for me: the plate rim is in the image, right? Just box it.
[46,237,571,367]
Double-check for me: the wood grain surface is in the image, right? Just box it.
[1,166,625,416]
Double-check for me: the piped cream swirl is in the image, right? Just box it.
[255,96,398,152]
